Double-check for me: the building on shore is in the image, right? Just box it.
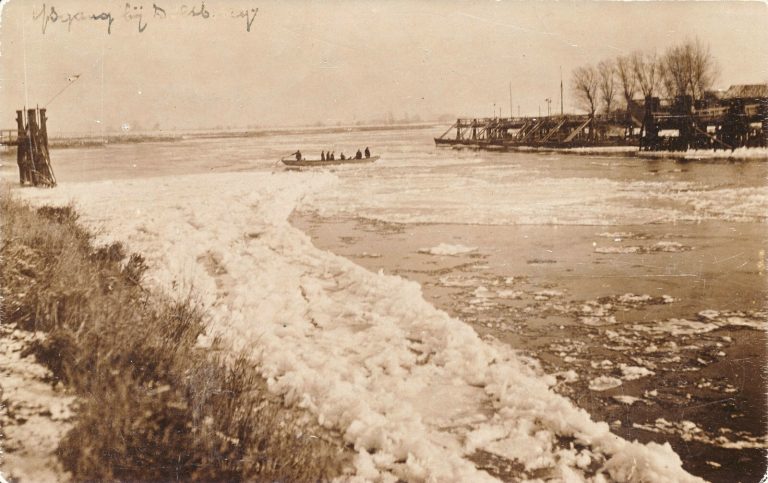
[640,84,767,151]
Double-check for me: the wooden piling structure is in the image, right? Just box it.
[15,107,56,187]
[639,84,766,152]
[434,113,634,149]
[435,84,766,152]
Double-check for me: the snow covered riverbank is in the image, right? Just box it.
[13,171,705,481]
[637,147,768,161]
[446,145,768,161]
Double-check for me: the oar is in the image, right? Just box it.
[274,151,297,167]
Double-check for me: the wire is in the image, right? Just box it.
[45,75,81,107]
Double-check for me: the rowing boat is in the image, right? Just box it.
[281,155,379,167]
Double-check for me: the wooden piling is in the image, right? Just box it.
[16,110,32,184]
[15,107,56,187]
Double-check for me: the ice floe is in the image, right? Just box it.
[496,289,524,299]
[580,316,618,326]
[15,172,706,482]
[617,293,652,304]
[589,376,623,391]
[418,243,478,256]
[306,170,768,226]
[612,395,643,405]
[357,252,382,258]
[633,311,768,335]
[594,241,692,254]
[596,232,647,240]
[594,246,644,254]
[619,364,655,381]
[633,418,768,450]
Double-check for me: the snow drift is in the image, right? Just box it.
[17,172,703,482]
[638,147,768,161]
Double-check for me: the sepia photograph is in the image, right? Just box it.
[0,1,766,481]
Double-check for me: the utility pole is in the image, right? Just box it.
[100,45,105,144]
[509,82,513,120]
[560,66,564,116]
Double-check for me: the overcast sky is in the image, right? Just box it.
[1,0,767,133]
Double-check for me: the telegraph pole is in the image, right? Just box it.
[560,66,564,115]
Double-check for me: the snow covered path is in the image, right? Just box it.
[17,172,703,482]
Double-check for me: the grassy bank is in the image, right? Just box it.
[0,191,343,481]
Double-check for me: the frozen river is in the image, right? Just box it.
[15,126,766,224]
[2,126,766,481]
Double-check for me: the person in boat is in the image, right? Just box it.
[321,150,325,161]
[294,150,302,161]
[364,147,370,158]
[355,149,362,159]
[340,152,346,160]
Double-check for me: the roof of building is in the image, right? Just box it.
[721,84,768,99]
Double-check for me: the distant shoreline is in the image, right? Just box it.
[45,122,443,149]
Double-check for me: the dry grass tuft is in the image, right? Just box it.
[0,191,344,481]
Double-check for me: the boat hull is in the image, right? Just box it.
[281,155,379,167]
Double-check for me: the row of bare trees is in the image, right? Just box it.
[571,39,720,119]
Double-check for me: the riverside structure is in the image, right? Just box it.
[435,84,767,152]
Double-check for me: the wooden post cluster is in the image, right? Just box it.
[16,107,56,187]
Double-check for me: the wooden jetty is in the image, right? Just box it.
[436,84,766,152]
[435,113,637,149]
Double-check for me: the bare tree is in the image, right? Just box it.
[572,65,599,114]
[686,39,719,103]
[660,39,719,104]
[616,55,636,109]
[659,59,678,99]
[661,44,688,98]
[571,65,599,140]
[597,60,617,115]
[631,51,661,99]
